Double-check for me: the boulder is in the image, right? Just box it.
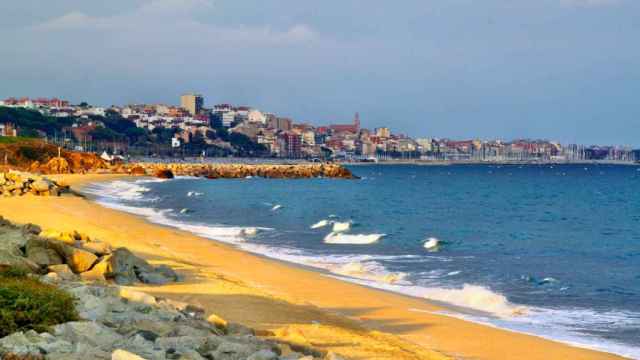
[47,264,77,281]
[119,288,157,307]
[79,240,112,256]
[53,321,122,350]
[22,223,42,235]
[31,179,52,192]
[26,237,64,267]
[103,248,176,285]
[50,242,98,273]
[248,349,279,360]
[111,349,148,360]
[154,169,174,179]
[39,230,76,245]
[0,251,40,273]
[206,313,228,333]
[79,267,107,282]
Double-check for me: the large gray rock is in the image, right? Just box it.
[26,236,64,267]
[53,321,123,351]
[47,264,77,281]
[104,248,178,285]
[31,179,52,192]
[0,249,40,273]
[0,330,73,358]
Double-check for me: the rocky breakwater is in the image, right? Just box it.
[127,163,357,180]
[0,171,69,197]
[0,217,344,360]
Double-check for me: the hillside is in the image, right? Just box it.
[0,138,107,174]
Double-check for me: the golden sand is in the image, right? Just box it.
[0,174,627,360]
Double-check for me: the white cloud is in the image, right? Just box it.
[32,0,317,45]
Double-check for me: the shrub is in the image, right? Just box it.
[0,270,78,337]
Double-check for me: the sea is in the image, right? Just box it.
[82,164,640,358]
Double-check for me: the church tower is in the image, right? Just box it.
[354,112,361,132]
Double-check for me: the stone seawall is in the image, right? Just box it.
[125,163,357,180]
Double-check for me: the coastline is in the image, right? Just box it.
[0,173,630,360]
[341,159,640,166]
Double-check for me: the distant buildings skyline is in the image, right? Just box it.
[1,94,638,163]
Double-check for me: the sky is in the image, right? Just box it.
[1,0,639,145]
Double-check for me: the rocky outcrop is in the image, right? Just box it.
[0,218,178,286]
[126,163,357,180]
[0,171,69,197]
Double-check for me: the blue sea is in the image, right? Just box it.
[84,164,640,358]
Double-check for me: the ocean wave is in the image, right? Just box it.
[94,200,265,244]
[423,237,440,251]
[323,232,384,245]
[83,180,158,202]
[332,221,351,233]
[421,284,527,317]
[310,219,330,229]
[435,307,640,360]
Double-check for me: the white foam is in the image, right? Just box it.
[187,191,203,197]
[423,237,440,251]
[323,232,385,245]
[240,227,258,236]
[83,180,157,202]
[421,284,527,318]
[330,261,407,284]
[332,221,351,233]
[310,220,330,229]
[271,204,283,211]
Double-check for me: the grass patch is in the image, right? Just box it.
[0,269,78,337]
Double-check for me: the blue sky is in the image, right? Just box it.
[1,0,639,145]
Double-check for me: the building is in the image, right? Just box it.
[268,117,292,131]
[180,93,204,115]
[279,132,302,158]
[375,127,391,138]
[330,112,360,134]
[0,122,17,137]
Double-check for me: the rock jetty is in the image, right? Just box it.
[0,171,69,197]
[126,163,357,180]
[0,217,344,360]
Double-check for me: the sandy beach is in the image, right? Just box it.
[0,173,628,360]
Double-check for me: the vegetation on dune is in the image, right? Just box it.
[0,107,73,137]
[0,268,78,337]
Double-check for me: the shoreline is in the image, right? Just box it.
[0,173,631,360]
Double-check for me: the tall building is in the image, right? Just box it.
[375,127,390,138]
[180,93,204,115]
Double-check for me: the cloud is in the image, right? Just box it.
[32,0,317,45]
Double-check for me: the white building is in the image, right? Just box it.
[247,110,266,124]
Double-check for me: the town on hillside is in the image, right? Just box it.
[1,94,638,162]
